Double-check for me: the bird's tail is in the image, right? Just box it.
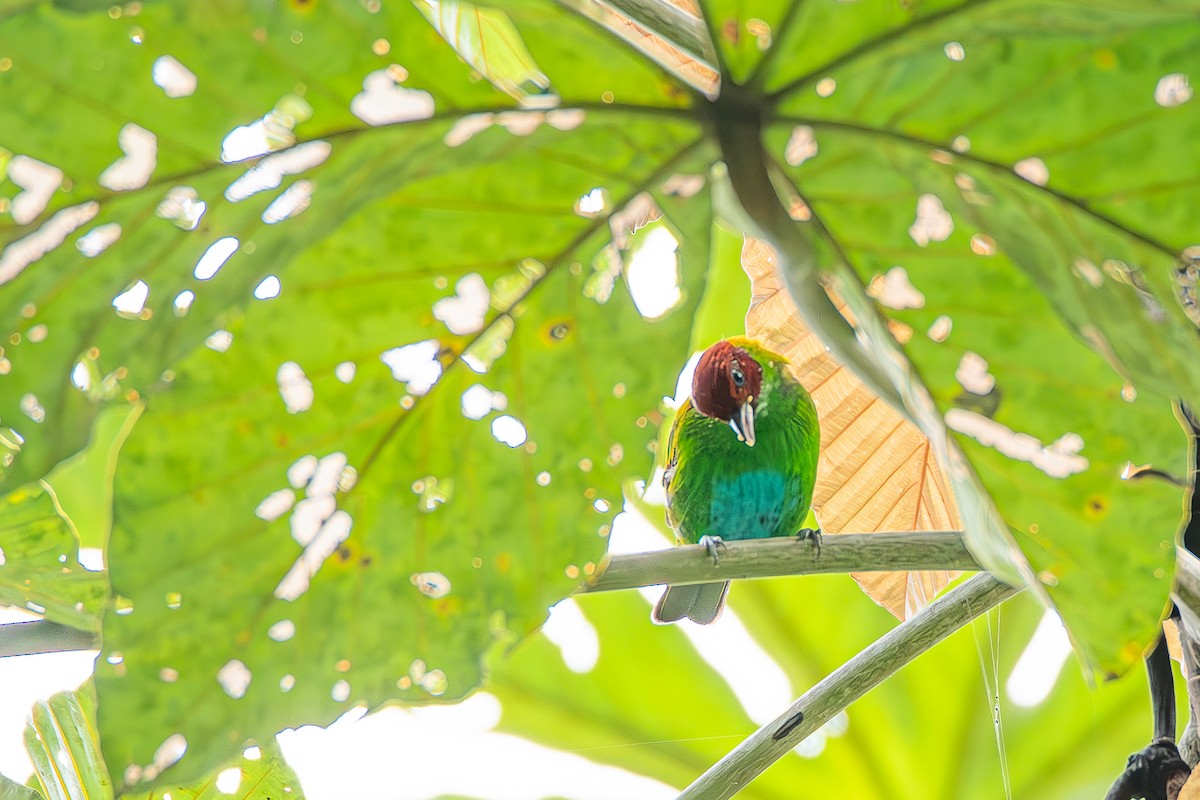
[652,581,730,625]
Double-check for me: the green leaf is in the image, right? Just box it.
[25,688,113,800]
[0,0,674,487]
[0,774,42,800]
[129,741,305,800]
[45,405,140,551]
[0,483,106,632]
[413,0,552,102]
[98,165,714,784]
[20,686,304,800]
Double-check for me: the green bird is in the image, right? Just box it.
[653,336,821,625]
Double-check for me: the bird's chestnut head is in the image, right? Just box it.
[691,340,763,446]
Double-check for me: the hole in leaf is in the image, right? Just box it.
[8,155,63,224]
[491,415,527,447]
[277,362,313,413]
[268,619,296,642]
[955,352,996,395]
[0,203,99,285]
[1155,73,1192,107]
[205,330,233,352]
[351,69,434,125]
[946,409,1088,478]
[77,223,121,257]
[1014,157,1049,186]
[156,186,206,230]
[100,124,157,191]
[217,659,252,699]
[785,126,817,166]
[173,290,195,316]
[255,489,295,521]
[908,195,953,246]
[381,340,442,394]
[194,237,239,280]
[461,384,506,419]
[433,273,489,335]
[226,141,329,201]
[262,180,313,224]
[152,55,197,97]
[866,267,924,310]
[411,571,451,598]
[112,280,150,316]
[215,767,242,794]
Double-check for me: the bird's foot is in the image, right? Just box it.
[795,527,822,557]
[697,535,727,566]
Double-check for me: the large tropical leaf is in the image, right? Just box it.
[0,0,715,785]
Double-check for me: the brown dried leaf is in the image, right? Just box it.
[1179,761,1200,800]
[743,238,962,619]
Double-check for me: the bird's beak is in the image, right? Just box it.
[730,400,756,447]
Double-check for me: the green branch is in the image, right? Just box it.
[677,572,1020,800]
[583,530,978,592]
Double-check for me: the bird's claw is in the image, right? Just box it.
[698,535,727,566]
[796,527,822,557]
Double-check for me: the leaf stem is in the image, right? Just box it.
[676,572,1019,800]
[0,621,97,658]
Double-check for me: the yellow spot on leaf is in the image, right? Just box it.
[540,317,572,345]
[1084,495,1109,519]
[434,597,462,616]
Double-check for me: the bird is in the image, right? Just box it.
[653,336,821,625]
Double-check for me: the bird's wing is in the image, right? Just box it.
[662,398,691,483]
[662,398,692,537]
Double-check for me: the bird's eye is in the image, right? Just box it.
[731,363,745,387]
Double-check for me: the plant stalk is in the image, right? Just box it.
[0,620,98,658]
[677,573,1019,800]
